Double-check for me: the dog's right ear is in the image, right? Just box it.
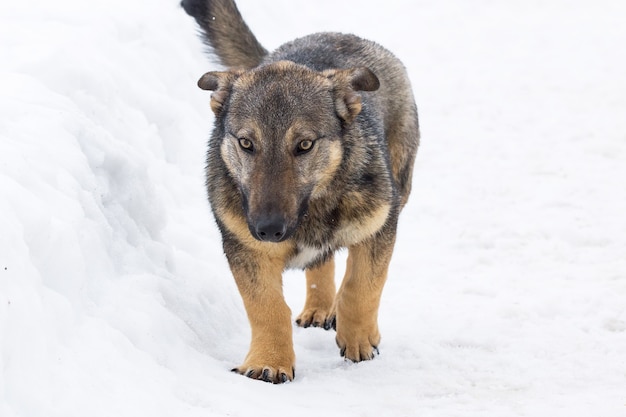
[197,70,242,116]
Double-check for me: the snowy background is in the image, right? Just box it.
[1,0,625,415]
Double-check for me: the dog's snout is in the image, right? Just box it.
[254,215,288,242]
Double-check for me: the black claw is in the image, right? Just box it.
[292,367,296,379]
[261,368,271,382]
[246,369,255,378]
[280,373,289,383]
[373,346,380,355]
[339,347,346,357]
[324,316,336,331]
[295,318,301,325]
[303,321,310,328]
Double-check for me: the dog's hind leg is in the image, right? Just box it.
[296,256,336,328]
[323,252,353,331]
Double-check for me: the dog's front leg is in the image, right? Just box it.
[335,225,397,362]
[227,249,295,383]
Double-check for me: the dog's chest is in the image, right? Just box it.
[285,202,391,269]
[285,244,328,270]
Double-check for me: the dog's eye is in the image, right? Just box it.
[296,139,314,155]
[238,138,254,152]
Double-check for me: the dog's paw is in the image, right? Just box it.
[295,307,331,329]
[335,325,381,362]
[231,363,295,384]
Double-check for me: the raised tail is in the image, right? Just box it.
[181,0,267,68]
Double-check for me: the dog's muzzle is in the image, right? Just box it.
[251,214,289,243]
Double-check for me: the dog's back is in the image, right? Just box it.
[183,0,419,203]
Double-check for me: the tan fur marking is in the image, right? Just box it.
[310,140,343,199]
[295,256,336,327]
[219,139,238,180]
[219,208,294,259]
[335,203,391,246]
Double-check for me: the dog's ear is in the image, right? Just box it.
[197,70,243,116]
[323,67,380,124]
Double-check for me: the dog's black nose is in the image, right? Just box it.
[254,215,287,242]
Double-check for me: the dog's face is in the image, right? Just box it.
[199,61,379,242]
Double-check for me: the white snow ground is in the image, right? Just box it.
[1,0,625,415]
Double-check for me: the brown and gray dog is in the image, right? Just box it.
[182,0,419,383]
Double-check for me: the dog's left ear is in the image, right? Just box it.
[197,70,243,116]
[323,67,380,124]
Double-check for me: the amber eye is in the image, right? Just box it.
[239,138,253,152]
[296,139,314,155]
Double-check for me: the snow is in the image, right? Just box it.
[1,0,625,415]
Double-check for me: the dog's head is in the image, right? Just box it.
[198,61,379,242]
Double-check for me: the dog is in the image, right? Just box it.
[182,0,419,383]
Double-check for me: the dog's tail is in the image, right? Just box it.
[182,0,267,68]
